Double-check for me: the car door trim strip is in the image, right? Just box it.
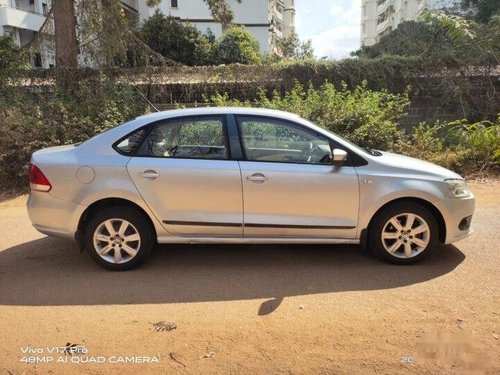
[163,220,242,227]
[163,220,355,230]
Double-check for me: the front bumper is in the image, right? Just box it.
[434,193,475,244]
[27,191,86,240]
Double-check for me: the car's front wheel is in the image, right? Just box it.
[369,202,439,265]
[85,207,154,270]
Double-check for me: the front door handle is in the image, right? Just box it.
[141,170,159,180]
[247,173,268,183]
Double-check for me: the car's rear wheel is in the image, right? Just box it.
[369,202,438,265]
[85,207,154,270]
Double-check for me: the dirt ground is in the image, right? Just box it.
[0,181,498,374]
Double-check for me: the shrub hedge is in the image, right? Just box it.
[0,74,498,193]
[16,57,498,121]
[209,82,499,175]
[0,76,148,191]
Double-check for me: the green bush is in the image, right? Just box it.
[395,122,464,170]
[276,57,427,92]
[0,36,27,77]
[447,118,500,171]
[0,74,498,194]
[140,11,212,66]
[0,36,28,110]
[210,82,498,174]
[211,26,261,65]
[274,31,314,60]
[0,76,148,191]
[394,118,500,174]
[210,81,408,150]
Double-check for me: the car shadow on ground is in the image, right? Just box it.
[0,237,465,314]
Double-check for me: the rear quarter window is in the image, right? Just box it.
[114,129,147,156]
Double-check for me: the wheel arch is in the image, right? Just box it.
[76,198,158,245]
[366,197,446,244]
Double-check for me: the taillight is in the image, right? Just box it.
[29,163,52,192]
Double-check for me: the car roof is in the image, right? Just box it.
[134,107,302,123]
[80,107,307,150]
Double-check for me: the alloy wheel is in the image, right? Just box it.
[380,213,431,259]
[93,218,141,264]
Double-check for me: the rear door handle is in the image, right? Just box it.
[141,170,159,180]
[247,173,268,183]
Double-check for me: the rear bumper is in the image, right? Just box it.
[27,192,86,240]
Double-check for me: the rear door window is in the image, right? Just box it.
[137,116,228,160]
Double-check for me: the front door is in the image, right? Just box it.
[236,115,359,238]
[127,115,243,236]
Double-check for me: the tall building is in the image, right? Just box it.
[361,0,461,46]
[0,0,54,67]
[138,0,296,53]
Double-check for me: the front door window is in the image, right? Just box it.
[238,117,332,164]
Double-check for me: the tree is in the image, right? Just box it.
[352,21,453,59]
[53,0,78,68]
[203,0,242,29]
[140,11,212,66]
[275,32,314,59]
[53,0,242,69]
[420,10,478,41]
[211,26,261,64]
[461,0,500,24]
[420,10,499,63]
[354,11,499,64]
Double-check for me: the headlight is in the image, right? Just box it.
[445,179,471,198]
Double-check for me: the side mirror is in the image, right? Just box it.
[331,149,348,167]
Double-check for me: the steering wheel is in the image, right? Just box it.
[299,142,313,162]
[307,144,324,163]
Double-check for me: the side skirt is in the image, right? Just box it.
[157,236,360,245]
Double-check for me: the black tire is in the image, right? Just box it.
[84,207,154,271]
[368,202,439,265]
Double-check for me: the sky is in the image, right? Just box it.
[295,0,362,59]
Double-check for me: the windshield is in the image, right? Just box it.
[331,132,382,156]
[301,118,381,156]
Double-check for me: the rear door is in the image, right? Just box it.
[236,115,360,238]
[126,115,243,236]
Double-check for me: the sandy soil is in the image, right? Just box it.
[0,181,498,374]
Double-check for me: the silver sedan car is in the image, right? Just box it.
[27,107,475,270]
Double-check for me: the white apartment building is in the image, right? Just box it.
[361,0,461,46]
[139,0,296,53]
[0,0,294,68]
[0,0,141,68]
[0,0,54,67]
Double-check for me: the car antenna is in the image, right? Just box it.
[132,84,160,112]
